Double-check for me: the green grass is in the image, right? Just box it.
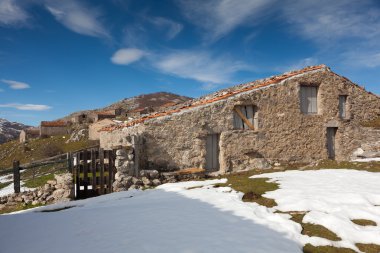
[0,135,98,171]
[214,170,279,208]
[351,219,377,226]
[0,181,12,189]
[361,118,380,129]
[0,202,46,215]
[23,174,55,188]
[303,244,356,253]
[290,213,341,241]
[356,243,380,253]
[311,160,380,172]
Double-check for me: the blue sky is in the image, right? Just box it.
[0,0,379,126]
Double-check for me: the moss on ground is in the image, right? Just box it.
[0,202,45,215]
[310,160,380,172]
[0,181,12,190]
[290,213,341,241]
[351,219,377,226]
[303,244,356,253]
[214,170,279,208]
[23,173,55,188]
[356,243,380,253]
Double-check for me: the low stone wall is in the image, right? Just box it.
[351,127,380,159]
[0,173,73,212]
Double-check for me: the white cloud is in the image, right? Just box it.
[111,48,147,65]
[45,0,109,38]
[0,0,29,26]
[0,103,51,111]
[343,51,380,68]
[282,0,380,44]
[149,17,183,40]
[277,57,319,72]
[1,79,30,89]
[177,0,274,41]
[153,50,250,87]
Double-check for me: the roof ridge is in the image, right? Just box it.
[101,64,327,132]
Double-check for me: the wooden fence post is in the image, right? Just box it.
[13,160,20,193]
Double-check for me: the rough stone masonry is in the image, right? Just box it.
[100,65,380,174]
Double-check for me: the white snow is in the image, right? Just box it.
[1,169,379,253]
[0,173,35,197]
[352,157,380,162]
[0,178,302,253]
[253,169,380,251]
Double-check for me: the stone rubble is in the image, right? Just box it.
[0,173,73,212]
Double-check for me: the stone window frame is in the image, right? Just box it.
[233,105,259,130]
[299,84,319,115]
[338,94,349,119]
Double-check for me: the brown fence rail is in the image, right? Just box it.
[2,145,114,199]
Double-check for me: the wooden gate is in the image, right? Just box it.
[71,148,116,199]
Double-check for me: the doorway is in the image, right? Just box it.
[206,134,220,172]
[327,127,338,159]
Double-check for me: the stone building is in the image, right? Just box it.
[93,109,123,122]
[99,65,380,174]
[88,118,116,140]
[71,113,91,124]
[19,127,40,143]
[40,121,69,137]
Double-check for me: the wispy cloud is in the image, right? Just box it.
[111,48,147,65]
[281,0,380,67]
[152,50,251,88]
[45,0,110,39]
[0,0,29,27]
[0,103,51,111]
[343,51,380,68]
[177,0,274,41]
[1,79,30,89]
[149,17,183,40]
[276,57,319,73]
[282,0,380,44]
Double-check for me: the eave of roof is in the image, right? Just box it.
[101,65,326,132]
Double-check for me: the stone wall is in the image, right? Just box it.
[100,67,380,173]
[40,126,69,137]
[0,173,73,212]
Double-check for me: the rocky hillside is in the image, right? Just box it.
[60,92,192,121]
[0,118,31,144]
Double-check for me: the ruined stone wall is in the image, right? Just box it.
[40,126,68,137]
[0,173,73,212]
[100,68,380,173]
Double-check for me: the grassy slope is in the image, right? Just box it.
[0,135,98,170]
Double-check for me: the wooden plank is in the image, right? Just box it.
[245,105,254,127]
[13,160,20,193]
[91,149,96,195]
[205,135,213,171]
[83,150,88,198]
[212,134,220,171]
[99,148,105,195]
[75,152,80,199]
[234,107,255,130]
[108,150,114,193]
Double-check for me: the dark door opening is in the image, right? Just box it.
[327,127,338,159]
[206,134,220,172]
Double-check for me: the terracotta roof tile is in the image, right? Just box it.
[101,65,326,132]
[41,120,67,127]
